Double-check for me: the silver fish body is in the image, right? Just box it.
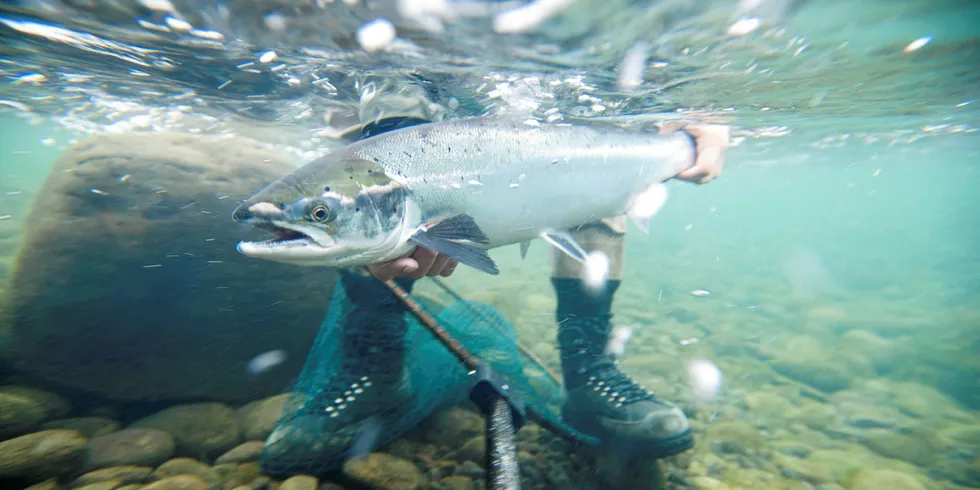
[233,117,696,273]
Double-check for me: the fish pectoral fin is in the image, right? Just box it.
[419,214,490,244]
[541,229,587,263]
[410,214,499,275]
[519,240,531,260]
[627,182,669,234]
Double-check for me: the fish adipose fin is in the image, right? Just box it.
[541,229,588,263]
[519,240,531,260]
[409,214,500,275]
[627,182,669,234]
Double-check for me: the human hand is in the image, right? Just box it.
[660,122,730,184]
[369,246,459,281]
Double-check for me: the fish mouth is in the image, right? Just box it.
[236,219,335,259]
[254,221,315,247]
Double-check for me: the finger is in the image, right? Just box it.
[439,259,459,277]
[658,121,686,135]
[408,247,439,279]
[427,254,452,277]
[678,142,724,184]
[370,258,419,281]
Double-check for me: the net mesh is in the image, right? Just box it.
[259,271,598,477]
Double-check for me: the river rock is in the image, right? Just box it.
[453,436,485,464]
[149,458,221,489]
[438,476,474,490]
[143,475,210,490]
[780,448,872,484]
[280,475,319,490]
[705,420,765,454]
[87,428,175,469]
[216,441,266,464]
[210,462,263,489]
[0,385,71,419]
[0,429,88,480]
[43,417,120,438]
[343,452,425,490]
[848,469,924,490]
[839,330,896,374]
[691,476,730,490]
[0,132,336,403]
[937,424,980,449]
[24,479,59,490]
[131,403,241,459]
[424,407,484,447]
[75,481,124,490]
[74,466,153,486]
[0,391,46,438]
[236,394,291,441]
[857,429,937,467]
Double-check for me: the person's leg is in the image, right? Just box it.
[551,217,692,456]
[337,268,415,396]
[260,269,415,477]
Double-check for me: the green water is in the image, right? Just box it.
[1,0,979,487]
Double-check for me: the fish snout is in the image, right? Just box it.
[232,203,252,223]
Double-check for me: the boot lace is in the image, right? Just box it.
[588,357,654,405]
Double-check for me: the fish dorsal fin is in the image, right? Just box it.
[409,214,499,275]
[347,116,431,142]
[541,229,587,263]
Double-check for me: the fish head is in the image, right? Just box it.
[232,155,410,267]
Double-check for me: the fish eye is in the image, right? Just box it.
[310,205,331,222]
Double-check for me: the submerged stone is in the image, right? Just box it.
[43,417,121,438]
[74,466,153,486]
[142,475,210,490]
[86,428,175,469]
[424,406,484,447]
[0,392,46,438]
[847,469,924,490]
[131,403,241,460]
[149,458,221,489]
[0,386,71,419]
[0,429,88,480]
[280,475,319,490]
[215,441,265,464]
[857,429,937,467]
[343,452,425,490]
[0,132,335,403]
[705,420,765,454]
[236,393,291,441]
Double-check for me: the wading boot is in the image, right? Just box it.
[553,277,693,458]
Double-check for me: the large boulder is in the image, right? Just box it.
[0,132,336,402]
